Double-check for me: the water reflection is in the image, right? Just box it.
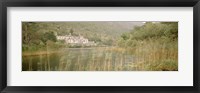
[22,48,138,71]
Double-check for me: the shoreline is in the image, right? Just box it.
[22,51,61,56]
[22,47,123,56]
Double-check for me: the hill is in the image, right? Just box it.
[31,22,144,45]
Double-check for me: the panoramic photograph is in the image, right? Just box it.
[22,21,178,71]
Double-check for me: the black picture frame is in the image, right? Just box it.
[0,0,199,93]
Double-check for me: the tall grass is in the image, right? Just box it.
[128,39,178,71]
[22,40,178,71]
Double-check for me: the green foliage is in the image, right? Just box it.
[121,33,130,40]
[22,23,62,51]
[147,59,178,71]
[117,22,178,47]
[70,28,74,35]
[22,22,143,46]
[22,22,39,45]
[41,32,57,44]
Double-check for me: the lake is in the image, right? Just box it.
[22,47,143,71]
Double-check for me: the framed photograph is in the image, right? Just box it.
[0,0,199,93]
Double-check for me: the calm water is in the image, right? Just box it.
[22,47,140,71]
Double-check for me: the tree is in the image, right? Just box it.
[70,28,74,35]
[22,22,39,45]
[121,33,129,40]
[41,32,57,44]
[117,22,178,47]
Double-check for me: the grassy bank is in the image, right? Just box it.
[128,40,178,71]
[116,22,178,71]
[22,50,62,56]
